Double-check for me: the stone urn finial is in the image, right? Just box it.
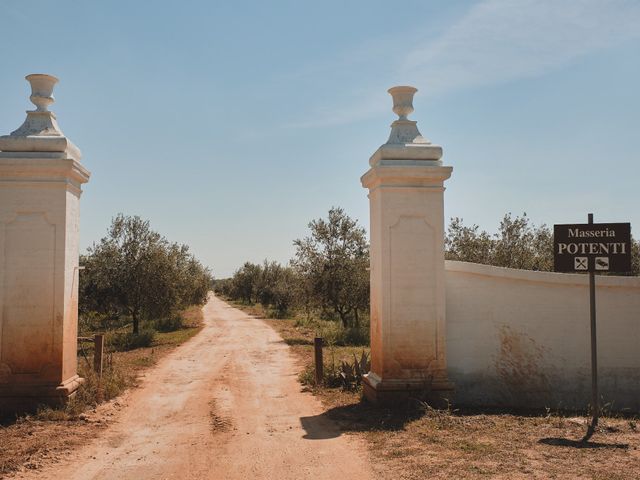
[368,84,442,165]
[0,73,81,160]
[26,74,59,112]
[385,85,429,145]
[388,86,417,121]
[4,73,65,139]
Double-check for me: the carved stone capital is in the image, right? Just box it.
[0,74,82,162]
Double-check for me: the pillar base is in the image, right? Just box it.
[0,375,84,414]
[363,373,454,408]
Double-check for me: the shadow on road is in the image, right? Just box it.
[0,415,17,427]
[299,399,424,440]
[538,437,629,449]
[299,415,341,440]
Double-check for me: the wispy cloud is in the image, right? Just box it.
[402,0,640,95]
[297,0,640,128]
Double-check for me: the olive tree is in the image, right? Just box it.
[229,262,262,304]
[446,213,554,271]
[445,213,640,274]
[631,238,640,275]
[80,214,213,334]
[292,207,369,328]
[255,261,297,317]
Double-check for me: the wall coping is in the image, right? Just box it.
[445,260,640,289]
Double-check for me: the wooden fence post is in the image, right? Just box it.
[314,337,323,385]
[94,334,104,377]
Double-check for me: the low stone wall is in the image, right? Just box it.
[445,260,640,411]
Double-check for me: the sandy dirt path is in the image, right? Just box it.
[14,295,373,480]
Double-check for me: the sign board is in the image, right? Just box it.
[554,222,632,273]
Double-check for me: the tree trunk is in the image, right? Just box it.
[132,311,139,335]
[337,308,349,329]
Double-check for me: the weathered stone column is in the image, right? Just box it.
[362,86,453,405]
[0,74,90,411]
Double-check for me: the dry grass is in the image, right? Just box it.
[0,416,100,476]
[346,405,639,479]
[250,304,640,480]
[0,305,205,477]
[180,304,206,328]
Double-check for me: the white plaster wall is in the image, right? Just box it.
[445,261,640,411]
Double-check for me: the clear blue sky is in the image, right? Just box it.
[1,0,639,277]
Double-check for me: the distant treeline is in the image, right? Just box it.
[215,207,369,328]
[219,212,639,324]
[446,213,640,275]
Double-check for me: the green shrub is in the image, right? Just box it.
[341,326,370,346]
[299,349,370,389]
[265,305,291,319]
[320,324,369,346]
[284,337,313,346]
[338,351,371,390]
[291,314,370,347]
[299,363,316,386]
[78,311,103,334]
[109,329,155,351]
[299,361,342,388]
[154,315,183,332]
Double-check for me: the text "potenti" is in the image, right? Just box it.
[554,222,631,273]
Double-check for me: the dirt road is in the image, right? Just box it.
[15,295,373,480]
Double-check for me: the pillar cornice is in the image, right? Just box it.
[361,164,453,190]
[0,157,90,186]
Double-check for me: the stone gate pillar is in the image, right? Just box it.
[362,86,453,405]
[0,74,90,411]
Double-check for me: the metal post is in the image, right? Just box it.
[314,337,323,386]
[585,213,599,440]
[94,334,104,377]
